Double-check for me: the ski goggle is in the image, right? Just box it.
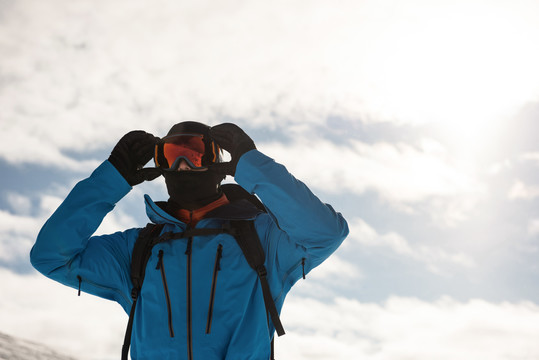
[154,133,219,171]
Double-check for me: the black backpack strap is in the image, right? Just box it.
[155,227,229,243]
[230,220,285,337]
[121,294,138,360]
[131,224,165,290]
[122,223,164,360]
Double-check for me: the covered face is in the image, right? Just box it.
[155,121,225,210]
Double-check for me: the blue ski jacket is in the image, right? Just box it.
[30,150,349,360]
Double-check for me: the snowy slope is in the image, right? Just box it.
[0,332,76,360]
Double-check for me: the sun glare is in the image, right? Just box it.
[358,1,539,161]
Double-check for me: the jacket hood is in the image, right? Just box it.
[144,194,183,225]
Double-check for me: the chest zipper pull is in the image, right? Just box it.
[157,250,175,338]
[302,258,306,280]
[77,275,82,296]
[185,237,194,360]
[206,244,223,334]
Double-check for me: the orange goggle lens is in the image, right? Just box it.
[159,134,205,169]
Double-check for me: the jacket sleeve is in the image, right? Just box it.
[234,150,349,284]
[30,161,137,312]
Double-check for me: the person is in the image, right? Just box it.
[30,122,349,360]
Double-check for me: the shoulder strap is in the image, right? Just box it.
[122,223,163,360]
[230,220,285,337]
[131,223,165,291]
[221,183,266,212]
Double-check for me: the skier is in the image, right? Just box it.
[30,122,349,359]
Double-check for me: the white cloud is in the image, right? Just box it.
[520,152,539,165]
[308,255,362,282]
[507,154,539,200]
[0,139,102,172]
[347,218,475,274]
[508,180,539,200]
[5,193,32,216]
[0,209,43,264]
[291,254,363,301]
[278,295,539,360]
[2,0,539,170]
[347,218,413,255]
[39,194,65,216]
[94,209,139,236]
[528,219,539,237]
[0,209,40,238]
[260,137,485,219]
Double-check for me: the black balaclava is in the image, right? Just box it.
[164,171,224,210]
[159,121,225,210]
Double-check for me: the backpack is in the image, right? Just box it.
[121,184,285,360]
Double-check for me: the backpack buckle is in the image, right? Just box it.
[255,265,267,278]
[130,288,139,301]
[222,222,237,235]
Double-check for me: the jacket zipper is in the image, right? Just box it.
[206,244,223,334]
[75,275,131,306]
[77,275,82,296]
[156,250,175,337]
[185,235,194,360]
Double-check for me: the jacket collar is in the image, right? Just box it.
[144,194,263,225]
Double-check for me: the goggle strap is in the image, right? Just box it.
[210,141,219,163]
[154,145,161,168]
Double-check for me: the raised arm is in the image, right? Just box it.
[30,131,161,311]
[210,124,349,277]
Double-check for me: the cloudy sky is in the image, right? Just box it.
[1,0,539,358]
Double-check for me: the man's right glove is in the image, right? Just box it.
[108,130,162,186]
[209,123,256,176]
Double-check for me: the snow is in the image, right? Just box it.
[0,332,76,360]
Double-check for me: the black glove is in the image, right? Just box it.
[209,123,256,176]
[108,130,162,186]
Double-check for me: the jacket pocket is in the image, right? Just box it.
[156,249,175,337]
[206,244,223,334]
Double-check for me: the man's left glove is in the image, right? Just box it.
[209,123,256,176]
[108,130,162,186]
